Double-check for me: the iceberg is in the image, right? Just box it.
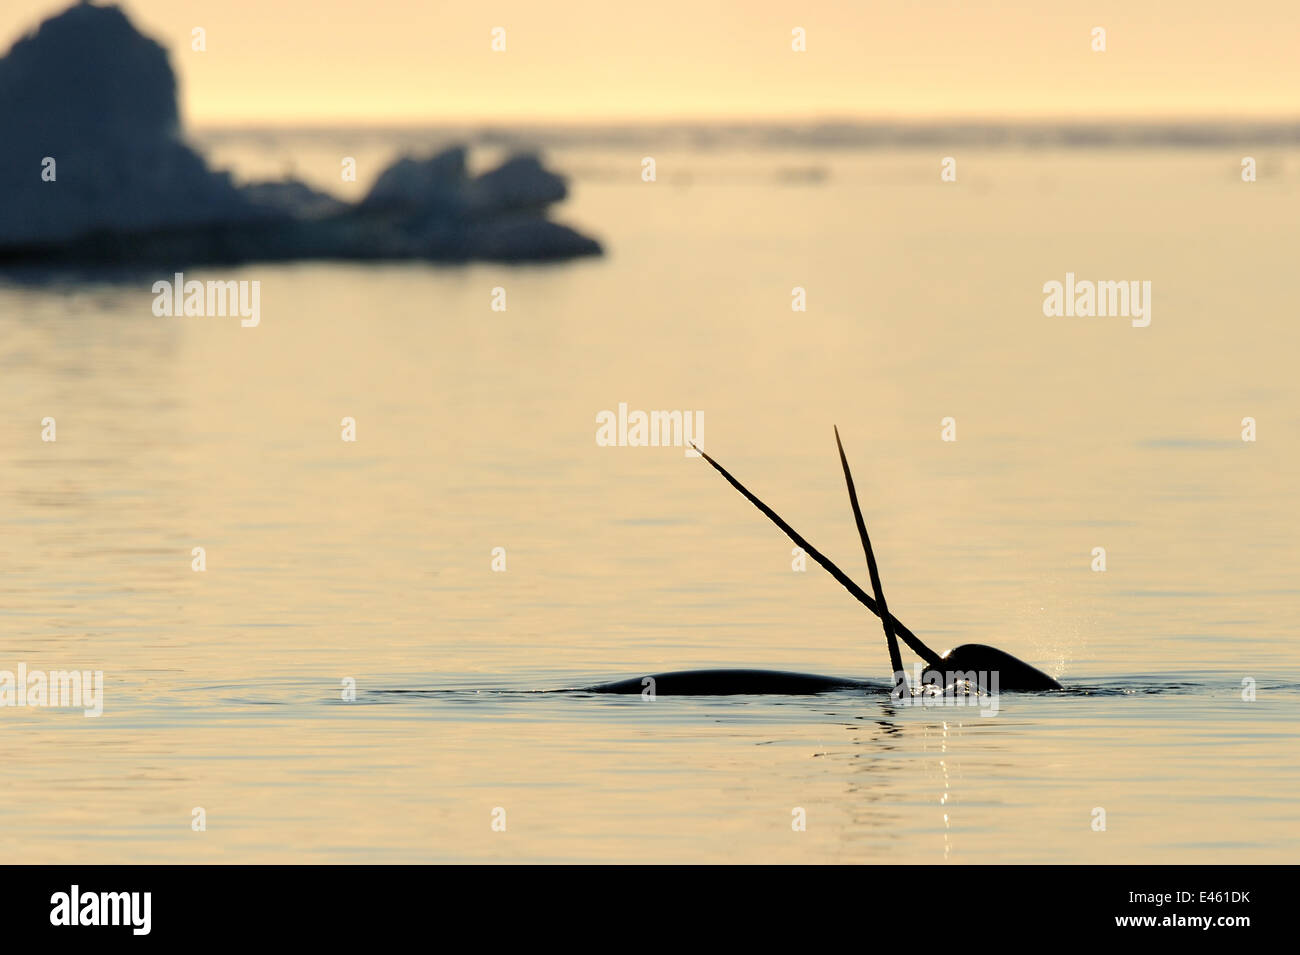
[0,2,601,266]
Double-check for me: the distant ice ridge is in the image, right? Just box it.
[197,118,1300,156]
[0,2,600,264]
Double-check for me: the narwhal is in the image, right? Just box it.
[587,428,1062,696]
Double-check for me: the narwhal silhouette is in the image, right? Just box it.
[587,428,1061,696]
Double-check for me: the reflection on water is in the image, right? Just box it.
[1,140,1298,862]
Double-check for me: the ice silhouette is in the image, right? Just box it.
[0,2,601,265]
[0,2,254,247]
[361,147,471,213]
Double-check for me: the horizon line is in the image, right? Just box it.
[189,114,1300,132]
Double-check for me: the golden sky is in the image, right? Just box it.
[4,0,1297,124]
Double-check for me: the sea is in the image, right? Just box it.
[1,123,1297,862]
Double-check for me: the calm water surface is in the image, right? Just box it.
[2,137,1298,862]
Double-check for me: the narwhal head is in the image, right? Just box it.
[926,644,1062,692]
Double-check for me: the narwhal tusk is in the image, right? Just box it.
[690,441,942,668]
[833,426,908,693]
